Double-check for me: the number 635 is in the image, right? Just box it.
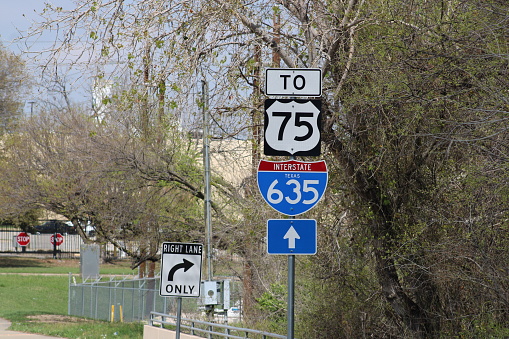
[267,179,319,205]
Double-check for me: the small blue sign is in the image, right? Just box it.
[267,219,317,255]
[257,160,328,216]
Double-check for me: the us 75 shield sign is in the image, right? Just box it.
[264,99,321,156]
[257,160,328,216]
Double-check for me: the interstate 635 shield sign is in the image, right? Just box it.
[257,160,328,216]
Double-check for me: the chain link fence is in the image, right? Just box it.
[68,274,242,322]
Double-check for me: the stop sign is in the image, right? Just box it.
[50,233,64,246]
[16,232,30,246]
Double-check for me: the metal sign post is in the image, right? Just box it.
[288,252,295,339]
[176,297,182,339]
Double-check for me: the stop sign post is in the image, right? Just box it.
[16,232,30,246]
[16,232,30,252]
[51,233,64,259]
[51,233,64,246]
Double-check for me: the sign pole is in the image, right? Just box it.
[288,253,295,339]
[287,153,296,339]
[176,297,182,339]
[53,230,57,259]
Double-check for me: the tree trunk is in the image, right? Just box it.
[325,128,439,337]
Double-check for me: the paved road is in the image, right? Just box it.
[0,318,64,338]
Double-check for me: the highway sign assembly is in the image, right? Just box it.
[265,68,322,97]
[257,160,328,216]
[264,99,321,156]
[263,67,324,339]
[267,219,317,255]
[159,242,203,297]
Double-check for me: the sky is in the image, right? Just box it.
[0,0,53,52]
[0,0,89,111]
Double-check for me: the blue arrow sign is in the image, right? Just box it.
[267,219,317,255]
[257,160,328,216]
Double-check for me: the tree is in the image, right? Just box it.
[17,0,509,337]
[0,44,27,131]
[0,104,207,267]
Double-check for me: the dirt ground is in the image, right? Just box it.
[26,314,93,323]
[0,255,132,269]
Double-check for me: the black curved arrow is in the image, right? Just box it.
[168,259,194,281]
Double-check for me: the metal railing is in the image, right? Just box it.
[149,311,287,339]
[0,230,83,258]
[0,229,127,259]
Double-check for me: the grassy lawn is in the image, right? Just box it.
[0,256,144,338]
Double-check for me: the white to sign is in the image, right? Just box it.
[264,99,321,156]
[160,242,203,297]
[257,160,328,216]
[265,68,322,97]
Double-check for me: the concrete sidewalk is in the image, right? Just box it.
[0,318,65,338]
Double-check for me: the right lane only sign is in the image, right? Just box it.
[159,242,203,297]
[257,160,328,216]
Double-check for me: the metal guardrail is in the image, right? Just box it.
[149,311,287,339]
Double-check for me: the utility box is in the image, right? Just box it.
[203,281,219,305]
[80,244,100,279]
[200,280,231,310]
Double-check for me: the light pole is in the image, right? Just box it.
[27,100,36,117]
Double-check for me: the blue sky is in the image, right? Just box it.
[0,1,90,109]
[0,0,51,52]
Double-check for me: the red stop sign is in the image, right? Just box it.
[17,232,30,246]
[50,233,64,246]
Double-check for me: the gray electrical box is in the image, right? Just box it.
[200,280,231,310]
[203,281,219,305]
[80,244,100,279]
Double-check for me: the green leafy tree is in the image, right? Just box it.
[0,44,27,131]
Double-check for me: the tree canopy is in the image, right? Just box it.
[0,44,27,131]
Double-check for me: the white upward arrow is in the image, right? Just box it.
[284,226,300,249]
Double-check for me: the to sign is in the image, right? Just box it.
[50,233,64,246]
[264,99,321,156]
[267,219,317,255]
[265,68,322,97]
[160,242,203,297]
[16,232,30,246]
[257,160,328,216]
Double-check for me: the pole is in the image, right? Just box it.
[287,155,296,339]
[176,297,182,339]
[202,79,213,281]
[288,254,295,339]
[53,224,57,259]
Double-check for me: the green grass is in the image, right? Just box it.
[0,256,144,338]
[0,275,68,316]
